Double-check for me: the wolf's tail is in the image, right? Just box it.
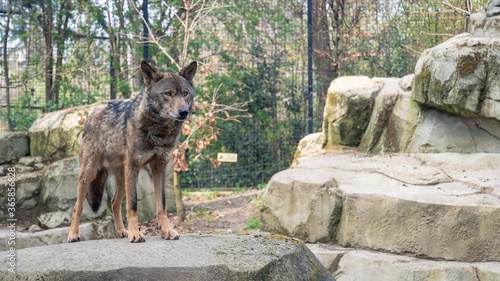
[86,168,108,213]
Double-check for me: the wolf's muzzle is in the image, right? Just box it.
[178,109,189,120]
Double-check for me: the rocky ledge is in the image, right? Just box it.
[262,151,500,263]
[0,233,334,281]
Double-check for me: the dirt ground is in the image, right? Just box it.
[141,189,264,236]
[9,188,264,236]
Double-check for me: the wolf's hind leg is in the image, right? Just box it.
[68,158,100,242]
[110,167,128,238]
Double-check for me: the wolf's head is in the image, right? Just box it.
[141,60,197,122]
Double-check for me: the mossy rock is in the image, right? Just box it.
[413,34,500,121]
[322,76,380,148]
[0,131,29,164]
[28,103,106,162]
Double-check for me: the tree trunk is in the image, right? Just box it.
[312,0,337,130]
[173,171,185,225]
[40,5,54,112]
[2,2,12,130]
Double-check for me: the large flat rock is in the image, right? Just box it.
[307,244,500,281]
[261,151,500,262]
[0,233,334,281]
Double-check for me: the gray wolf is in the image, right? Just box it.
[67,60,197,243]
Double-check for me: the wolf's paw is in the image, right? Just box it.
[67,233,81,243]
[115,228,129,239]
[161,228,180,240]
[128,231,145,243]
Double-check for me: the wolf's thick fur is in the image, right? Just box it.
[68,60,197,243]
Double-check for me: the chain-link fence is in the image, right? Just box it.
[0,0,479,188]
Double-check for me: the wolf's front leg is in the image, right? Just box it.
[151,160,180,240]
[125,162,145,243]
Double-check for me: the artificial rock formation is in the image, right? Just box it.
[262,7,500,281]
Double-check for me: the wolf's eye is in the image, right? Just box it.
[182,91,189,97]
[165,92,173,97]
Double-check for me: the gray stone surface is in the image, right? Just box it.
[8,172,41,210]
[38,211,71,229]
[320,75,500,154]
[0,132,29,164]
[291,132,325,167]
[261,168,342,243]
[28,103,106,162]
[17,156,42,167]
[0,221,115,251]
[0,234,334,281]
[359,78,402,153]
[262,151,500,262]
[323,76,380,148]
[413,34,500,121]
[406,108,500,153]
[306,245,500,281]
[40,157,109,220]
[471,12,500,37]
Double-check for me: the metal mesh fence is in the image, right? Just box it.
[0,0,479,188]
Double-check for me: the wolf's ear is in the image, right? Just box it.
[141,60,163,86]
[179,61,197,85]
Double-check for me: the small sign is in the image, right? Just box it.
[217,153,238,163]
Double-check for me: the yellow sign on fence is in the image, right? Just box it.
[217,153,238,163]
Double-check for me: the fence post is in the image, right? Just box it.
[110,35,116,100]
[143,0,149,62]
[307,0,313,134]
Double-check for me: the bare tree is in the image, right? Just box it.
[313,0,336,129]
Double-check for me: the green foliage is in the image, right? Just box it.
[181,43,304,188]
[244,217,261,230]
[9,93,39,131]
[195,207,215,221]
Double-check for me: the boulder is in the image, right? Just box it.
[0,234,335,281]
[0,132,29,164]
[470,11,500,37]
[0,221,115,251]
[261,168,342,243]
[327,74,500,154]
[39,157,108,220]
[359,78,403,153]
[291,132,324,167]
[18,156,42,167]
[413,34,500,121]
[28,103,106,162]
[323,76,380,148]
[38,211,71,229]
[366,88,421,153]
[14,172,42,210]
[261,152,500,262]
[0,172,41,220]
